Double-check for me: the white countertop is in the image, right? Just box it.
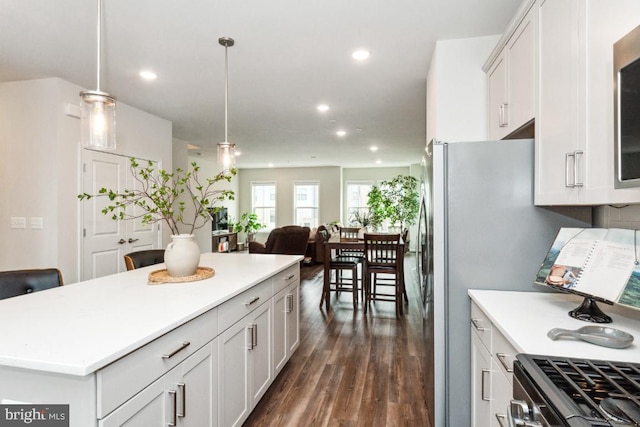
[0,253,301,376]
[468,289,640,363]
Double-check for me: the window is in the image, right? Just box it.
[345,181,373,225]
[251,182,276,229]
[294,182,319,228]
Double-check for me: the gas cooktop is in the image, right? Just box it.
[515,354,640,426]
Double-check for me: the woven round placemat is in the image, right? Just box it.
[148,266,215,285]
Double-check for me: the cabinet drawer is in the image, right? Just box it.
[470,301,492,352]
[493,327,517,381]
[96,307,218,419]
[218,278,273,333]
[272,265,299,294]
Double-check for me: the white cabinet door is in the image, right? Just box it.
[99,376,168,427]
[218,299,273,427]
[175,341,216,427]
[287,283,300,355]
[535,0,584,205]
[250,300,273,405]
[536,0,640,205]
[491,361,511,427]
[274,283,300,375]
[506,5,535,133]
[273,288,288,374]
[487,52,508,140]
[218,319,251,427]
[471,331,491,427]
[99,343,214,427]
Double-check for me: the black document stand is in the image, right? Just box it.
[568,296,613,323]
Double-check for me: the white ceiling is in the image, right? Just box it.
[0,0,521,168]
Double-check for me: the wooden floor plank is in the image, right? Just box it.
[244,254,431,426]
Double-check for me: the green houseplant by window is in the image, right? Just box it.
[232,212,266,242]
[367,175,419,232]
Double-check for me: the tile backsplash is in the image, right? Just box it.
[593,204,640,229]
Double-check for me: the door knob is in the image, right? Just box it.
[117,239,126,244]
[128,238,139,243]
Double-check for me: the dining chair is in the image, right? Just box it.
[322,231,360,308]
[363,233,404,316]
[123,249,165,271]
[338,226,365,296]
[0,268,64,300]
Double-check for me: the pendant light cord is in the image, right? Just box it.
[96,0,102,92]
[224,43,228,143]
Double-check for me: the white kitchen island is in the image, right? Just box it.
[0,252,302,427]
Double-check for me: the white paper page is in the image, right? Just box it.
[574,240,636,301]
[555,239,596,268]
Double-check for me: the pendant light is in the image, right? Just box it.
[217,37,236,174]
[80,0,116,151]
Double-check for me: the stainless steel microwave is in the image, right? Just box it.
[614,24,640,189]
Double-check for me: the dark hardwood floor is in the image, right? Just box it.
[245,254,431,427]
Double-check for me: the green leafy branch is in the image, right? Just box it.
[78,158,236,236]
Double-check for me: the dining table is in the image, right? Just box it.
[321,234,404,311]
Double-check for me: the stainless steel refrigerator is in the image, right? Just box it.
[415,138,592,427]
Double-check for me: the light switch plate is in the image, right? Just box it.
[30,217,44,229]
[10,217,26,229]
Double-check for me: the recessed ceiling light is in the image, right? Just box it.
[187,143,201,150]
[317,104,330,112]
[139,70,157,80]
[336,130,346,137]
[376,159,382,164]
[268,163,274,168]
[370,146,378,152]
[352,49,371,61]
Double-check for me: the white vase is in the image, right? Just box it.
[164,234,201,277]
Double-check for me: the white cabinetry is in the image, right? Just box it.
[218,300,272,427]
[470,301,516,427]
[100,342,215,427]
[485,1,536,140]
[273,270,300,375]
[535,0,640,205]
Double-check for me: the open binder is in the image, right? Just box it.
[535,228,640,322]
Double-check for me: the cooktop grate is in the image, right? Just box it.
[530,356,640,423]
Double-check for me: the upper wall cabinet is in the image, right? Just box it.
[485,1,536,140]
[535,0,640,205]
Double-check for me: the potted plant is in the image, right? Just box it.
[78,158,236,277]
[367,175,419,232]
[349,209,375,230]
[232,212,266,243]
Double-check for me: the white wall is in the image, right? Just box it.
[426,35,500,143]
[0,78,172,283]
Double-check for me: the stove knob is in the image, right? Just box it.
[510,400,530,422]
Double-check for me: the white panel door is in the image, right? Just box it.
[81,150,161,280]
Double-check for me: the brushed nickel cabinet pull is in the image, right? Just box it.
[177,382,186,418]
[168,390,177,426]
[245,296,260,306]
[252,323,258,347]
[496,353,514,373]
[286,274,295,280]
[471,318,486,332]
[481,369,490,401]
[247,325,254,350]
[495,413,507,427]
[162,341,190,359]
[574,150,584,187]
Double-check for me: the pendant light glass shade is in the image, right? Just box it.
[80,90,116,150]
[217,37,236,174]
[80,0,117,150]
